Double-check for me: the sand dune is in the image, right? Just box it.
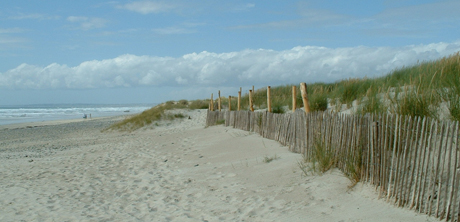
[0,109,439,221]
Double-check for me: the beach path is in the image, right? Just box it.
[0,109,439,221]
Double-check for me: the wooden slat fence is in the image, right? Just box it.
[206,110,460,221]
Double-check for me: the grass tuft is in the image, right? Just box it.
[298,137,336,175]
[310,138,336,174]
[263,154,279,163]
[344,147,363,188]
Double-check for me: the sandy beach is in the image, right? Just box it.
[0,109,440,222]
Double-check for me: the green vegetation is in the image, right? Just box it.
[344,146,363,188]
[234,52,460,120]
[297,137,336,176]
[271,103,286,114]
[215,119,226,125]
[189,99,210,110]
[296,136,363,186]
[104,100,206,132]
[310,138,336,174]
[262,154,280,163]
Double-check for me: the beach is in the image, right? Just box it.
[0,109,440,222]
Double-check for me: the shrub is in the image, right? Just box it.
[189,100,209,109]
[309,93,328,111]
[272,104,285,114]
[178,99,189,106]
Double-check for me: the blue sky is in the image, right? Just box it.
[1,0,460,105]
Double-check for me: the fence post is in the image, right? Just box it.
[218,90,221,112]
[252,85,255,109]
[292,85,297,112]
[210,93,214,111]
[267,86,271,113]
[238,87,242,111]
[300,82,310,114]
[249,90,254,112]
[228,96,231,111]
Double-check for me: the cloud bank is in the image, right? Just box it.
[1,42,460,90]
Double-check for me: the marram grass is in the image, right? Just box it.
[104,100,207,132]
[236,52,460,119]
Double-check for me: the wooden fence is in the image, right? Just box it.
[206,110,460,221]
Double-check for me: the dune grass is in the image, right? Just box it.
[104,99,208,132]
[297,137,336,176]
[230,52,460,119]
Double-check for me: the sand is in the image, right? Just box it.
[0,109,440,222]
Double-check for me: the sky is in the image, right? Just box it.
[1,0,460,105]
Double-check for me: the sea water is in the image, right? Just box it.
[0,104,154,126]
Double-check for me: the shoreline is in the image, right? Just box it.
[0,114,132,130]
[0,103,154,128]
[0,109,439,221]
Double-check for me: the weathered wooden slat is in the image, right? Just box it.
[443,121,457,221]
[403,116,419,206]
[436,122,451,218]
[391,115,405,202]
[421,120,437,213]
[450,122,460,221]
[402,116,414,205]
[396,116,411,206]
[410,117,427,209]
[428,122,445,216]
[381,114,391,196]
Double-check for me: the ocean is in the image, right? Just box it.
[0,104,155,126]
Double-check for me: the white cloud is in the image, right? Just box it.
[0,28,27,48]
[232,3,255,12]
[0,28,24,34]
[67,16,108,30]
[8,13,60,20]
[153,27,195,35]
[67,16,87,22]
[117,1,177,14]
[1,42,460,90]
[153,22,204,35]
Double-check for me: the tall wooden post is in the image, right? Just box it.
[292,85,296,112]
[210,93,214,111]
[252,86,255,109]
[238,89,241,111]
[218,90,221,112]
[267,86,272,112]
[300,83,310,114]
[228,96,231,111]
[249,90,254,112]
